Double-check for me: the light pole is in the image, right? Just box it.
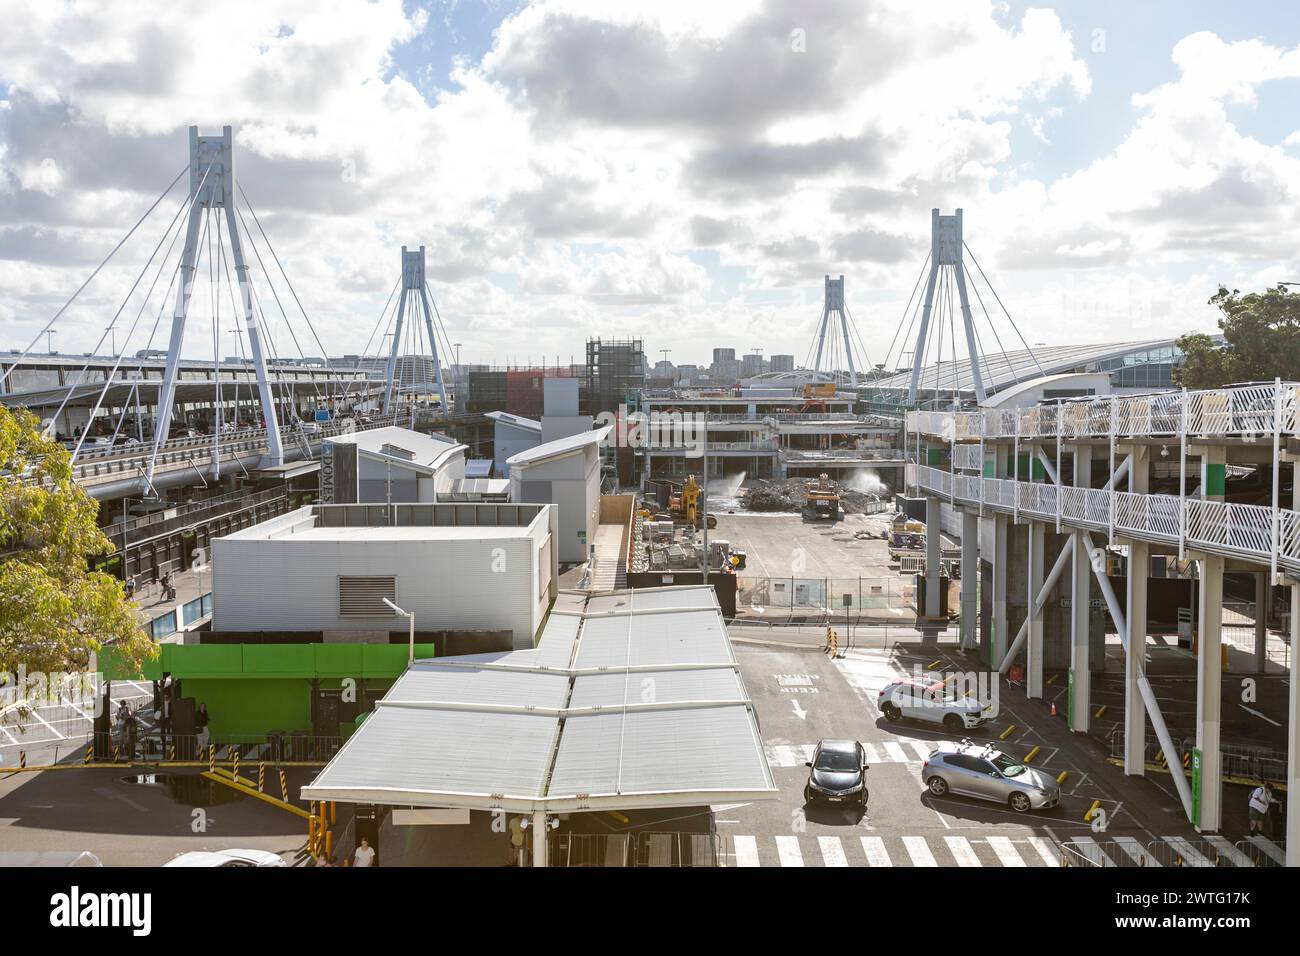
[382,598,416,664]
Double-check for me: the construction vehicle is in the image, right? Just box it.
[801,473,841,522]
[645,476,718,529]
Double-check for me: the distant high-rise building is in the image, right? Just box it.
[712,348,736,364]
[741,353,765,378]
[769,354,795,373]
[585,337,645,416]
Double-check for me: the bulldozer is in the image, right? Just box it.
[801,473,841,522]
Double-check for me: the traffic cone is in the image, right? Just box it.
[1050,701,1057,717]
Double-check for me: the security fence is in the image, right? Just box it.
[1107,729,1289,785]
[735,575,917,616]
[550,830,721,867]
[1059,836,1284,868]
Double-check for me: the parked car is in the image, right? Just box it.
[921,740,1060,812]
[803,738,869,808]
[878,679,993,731]
[163,848,286,867]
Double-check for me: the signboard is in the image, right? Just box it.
[392,809,471,826]
[314,408,331,423]
[320,441,335,503]
[1191,748,1202,827]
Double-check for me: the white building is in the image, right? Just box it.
[212,502,558,649]
[485,411,542,478]
[321,426,466,504]
[507,424,611,565]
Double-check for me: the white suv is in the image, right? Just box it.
[878,679,993,731]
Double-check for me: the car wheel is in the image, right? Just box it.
[1009,792,1032,813]
[926,776,948,796]
[803,785,814,804]
[859,789,869,808]
[882,702,901,721]
[943,713,964,731]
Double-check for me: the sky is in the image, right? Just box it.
[1,0,1299,372]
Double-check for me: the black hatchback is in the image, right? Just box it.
[803,739,869,807]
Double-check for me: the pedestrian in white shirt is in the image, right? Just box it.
[353,837,376,867]
[1248,782,1275,835]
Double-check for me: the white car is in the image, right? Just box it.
[878,679,994,731]
[163,848,286,868]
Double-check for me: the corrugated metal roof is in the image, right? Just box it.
[301,584,776,812]
[327,426,464,471]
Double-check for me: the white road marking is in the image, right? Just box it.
[1027,836,1060,866]
[1163,836,1212,867]
[859,836,892,866]
[776,835,804,867]
[903,836,937,867]
[791,700,807,720]
[1246,835,1285,865]
[1205,835,1252,867]
[818,836,848,867]
[1072,836,1115,867]
[883,742,909,762]
[1113,836,1156,866]
[860,742,880,764]
[944,835,981,867]
[907,741,934,760]
[1238,704,1282,727]
[733,835,760,867]
[986,836,1026,867]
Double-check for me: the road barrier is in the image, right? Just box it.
[1059,836,1285,867]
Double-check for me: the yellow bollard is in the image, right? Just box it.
[258,761,266,794]
[1056,770,1069,785]
[1084,799,1100,822]
[208,744,215,773]
[325,829,333,859]
[1094,705,1107,718]
[329,801,336,826]
[1046,674,1058,685]
[1024,746,1041,763]
[19,751,25,769]
[85,742,93,765]
[169,742,176,761]
[607,810,630,824]
[233,747,240,781]
[927,659,943,670]
[279,769,289,803]
[308,816,318,856]
[999,725,1016,740]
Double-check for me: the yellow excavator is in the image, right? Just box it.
[669,475,718,529]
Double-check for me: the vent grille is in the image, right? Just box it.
[338,575,397,617]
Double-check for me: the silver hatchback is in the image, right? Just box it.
[922,741,1060,813]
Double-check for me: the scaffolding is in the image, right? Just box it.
[585,338,644,417]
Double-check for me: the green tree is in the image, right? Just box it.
[1,406,154,678]
[1174,285,1300,389]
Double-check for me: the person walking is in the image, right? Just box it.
[353,837,376,868]
[195,702,210,755]
[1248,781,1276,836]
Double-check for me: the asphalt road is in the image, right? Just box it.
[717,640,1243,867]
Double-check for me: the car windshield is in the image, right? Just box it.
[814,749,859,772]
[991,754,1025,776]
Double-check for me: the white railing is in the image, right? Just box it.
[909,463,1300,572]
[907,381,1298,442]
[953,444,982,471]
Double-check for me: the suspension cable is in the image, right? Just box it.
[2,165,187,391]
[964,241,1045,379]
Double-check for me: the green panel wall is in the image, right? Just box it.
[184,678,312,737]
[1204,463,1226,497]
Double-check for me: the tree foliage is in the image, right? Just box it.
[0,406,155,677]
[1174,285,1300,389]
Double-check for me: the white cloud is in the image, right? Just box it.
[0,0,1295,369]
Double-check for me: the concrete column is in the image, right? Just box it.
[1200,444,1226,503]
[1026,520,1045,699]
[1288,582,1299,866]
[991,514,1008,666]
[925,495,941,618]
[531,810,548,867]
[1195,552,1224,832]
[1070,530,1091,733]
[960,509,978,650]
[1124,540,1148,775]
[1254,572,1269,674]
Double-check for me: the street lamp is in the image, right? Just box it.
[382,597,415,664]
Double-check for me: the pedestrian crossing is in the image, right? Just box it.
[764,740,952,768]
[726,832,1062,867]
[721,831,1278,867]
